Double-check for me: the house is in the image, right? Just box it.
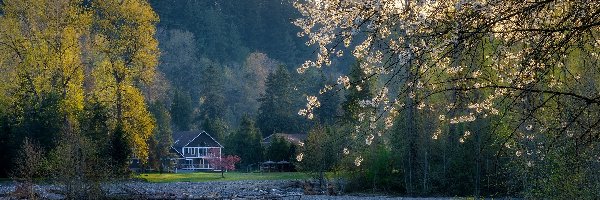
[171,130,223,171]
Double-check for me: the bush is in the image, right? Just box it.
[48,131,111,199]
[10,138,48,199]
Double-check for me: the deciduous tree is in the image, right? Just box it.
[90,0,159,161]
[293,0,600,197]
[207,155,241,178]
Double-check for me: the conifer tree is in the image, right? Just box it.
[171,90,193,131]
[226,116,263,169]
[258,66,296,136]
[341,61,376,123]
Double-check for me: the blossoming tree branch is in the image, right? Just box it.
[293,0,600,165]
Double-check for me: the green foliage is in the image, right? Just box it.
[200,62,226,121]
[48,131,110,199]
[225,116,263,169]
[315,79,343,126]
[149,0,311,66]
[265,136,296,162]
[298,126,342,174]
[148,102,174,173]
[202,118,229,142]
[0,0,160,179]
[91,0,158,161]
[156,29,203,100]
[258,66,299,136]
[170,91,193,131]
[80,98,111,153]
[358,144,398,192]
[14,91,64,152]
[110,125,131,175]
[517,138,600,199]
[342,61,375,123]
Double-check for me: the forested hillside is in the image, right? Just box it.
[147,0,347,134]
[0,0,598,199]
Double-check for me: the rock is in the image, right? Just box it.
[0,179,435,199]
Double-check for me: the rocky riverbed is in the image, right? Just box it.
[0,180,449,199]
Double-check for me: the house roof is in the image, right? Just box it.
[262,133,308,146]
[169,147,185,158]
[172,130,223,151]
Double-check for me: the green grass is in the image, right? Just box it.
[136,172,309,183]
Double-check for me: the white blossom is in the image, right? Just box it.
[296,153,304,162]
[354,156,363,166]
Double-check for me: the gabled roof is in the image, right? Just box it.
[170,147,185,158]
[172,130,223,151]
[262,133,308,146]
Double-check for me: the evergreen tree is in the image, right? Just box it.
[226,116,263,169]
[80,98,112,155]
[202,118,229,142]
[265,136,295,162]
[171,90,193,131]
[200,62,226,121]
[341,61,375,123]
[110,124,130,175]
[257,66,296,136]
[315,76,343,126]
[149,102,173,173]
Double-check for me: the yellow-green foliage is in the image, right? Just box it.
[0,0,91,121]
[0,0,160,162]
[90,0,159,160]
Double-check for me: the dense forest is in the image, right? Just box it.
[0,0,599,199]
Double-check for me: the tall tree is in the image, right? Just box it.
[200,61,226,121]
[298,126,343,188]
[341,61,375,123]
[148,102,173,173]
[155,29,202,100]
[239,52,278,116]
[0,0,92,169]
[226,116,263,169]
[265,136,295,162]
[171,90,193,131]
[294,0,600,198]
[315,76,343,125]
[257,66,296,136]
[90,0,158,161]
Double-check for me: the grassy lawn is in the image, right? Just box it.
[136,172,310,183]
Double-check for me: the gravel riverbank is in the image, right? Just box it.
[0,180,450,199]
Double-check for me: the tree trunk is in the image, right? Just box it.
[116,83,123,123]
[319,170,324,191]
